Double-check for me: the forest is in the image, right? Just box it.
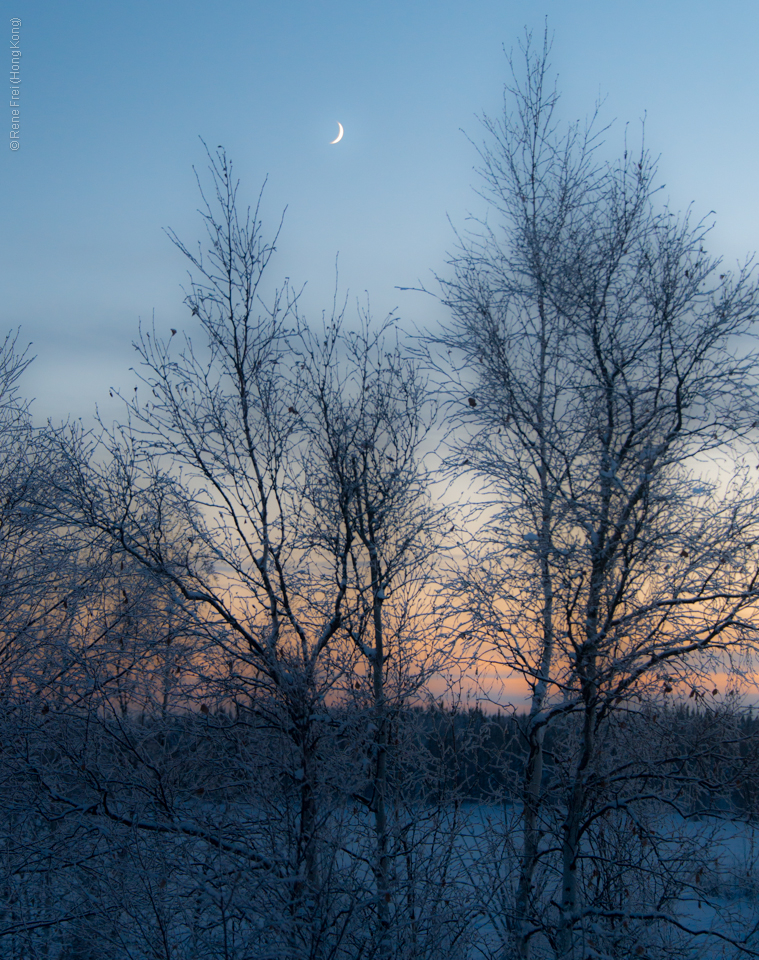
[4,36,759,960]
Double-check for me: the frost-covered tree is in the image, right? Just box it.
[430,30,759,960]
[294,314,449,957]
[0,332,137,954]
[51,146,461,959]
[51,151,358,953]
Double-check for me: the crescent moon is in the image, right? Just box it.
[330,122,344,144]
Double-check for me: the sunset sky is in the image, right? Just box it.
[3,0,758,429]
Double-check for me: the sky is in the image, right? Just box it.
[2,0,759,427]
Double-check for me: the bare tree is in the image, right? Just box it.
[294,312,450,956]
[51,146,358,947]
[0,333,151,955]
[0,331,76,693]
[429,30,759,960]
[50,146,461,958]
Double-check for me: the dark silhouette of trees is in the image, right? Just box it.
[4,34,759,959]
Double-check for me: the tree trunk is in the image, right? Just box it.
[557,693,595,960]
[372,584,391,960]
[515,722,546,960]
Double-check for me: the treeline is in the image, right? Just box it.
[420,702,759,814]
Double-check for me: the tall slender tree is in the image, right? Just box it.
[294,313,447,956]
[431,30,759,960]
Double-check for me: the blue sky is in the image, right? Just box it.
[3,0,759,424]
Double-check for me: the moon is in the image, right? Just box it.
[330,122,344,144]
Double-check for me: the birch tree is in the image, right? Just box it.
[52,146,359,949]
[431,31,759,960]
[0,333,144,955]
[52,146,458,958]
[294,314,450,957]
